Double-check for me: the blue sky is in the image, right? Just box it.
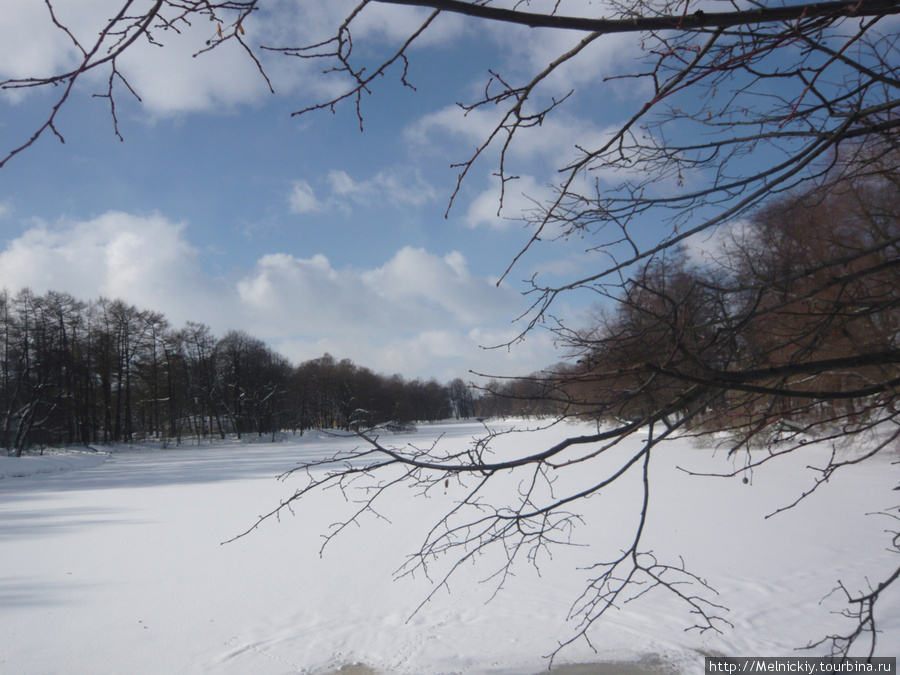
[0,0,644,380]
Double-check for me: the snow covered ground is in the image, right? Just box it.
[1,420,898,674]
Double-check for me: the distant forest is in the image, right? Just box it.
[0,289,502,456]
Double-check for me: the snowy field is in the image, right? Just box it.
[1,420,898,674]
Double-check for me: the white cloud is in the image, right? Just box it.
[328,170,358,196]
[237,246,515,339]
[326,168,437,208]
[361,246,499,325]
[463,174,550,230]
[0,0,266,113]
[405,105,502,152]
[0,0,93,84]
[408,104,620,171]
[287,168,437,217]
[0,212,227,322]
[458,0,651,101]
[231,245,554,377]
[289,180,322,213]
[0,0,367,114]
[486,22,644,98]
[351,1,467,48]
[286,167,437,216]
[405,103,643,235]
[0,211,556,378]
[531,251,609,280]
[0,0,641,118]
[683,220,748,267]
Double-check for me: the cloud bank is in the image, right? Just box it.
[0,211,556,379]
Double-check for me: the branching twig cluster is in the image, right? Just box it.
[0,0,265,168]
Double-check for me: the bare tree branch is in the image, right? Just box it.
[376,0,900,33]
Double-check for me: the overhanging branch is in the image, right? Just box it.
[375,0,900,32]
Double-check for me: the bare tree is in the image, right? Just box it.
[254,0,900,660]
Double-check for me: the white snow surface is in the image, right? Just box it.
[1,420,898,674]
[0,448,106,479]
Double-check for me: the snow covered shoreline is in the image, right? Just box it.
[0,448,107,479]
[1,420,898,673]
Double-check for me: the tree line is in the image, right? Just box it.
[6,160,895,456]
[488,160,900,444]
[0,291,480,456]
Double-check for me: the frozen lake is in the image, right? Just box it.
[1,420,898,673]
